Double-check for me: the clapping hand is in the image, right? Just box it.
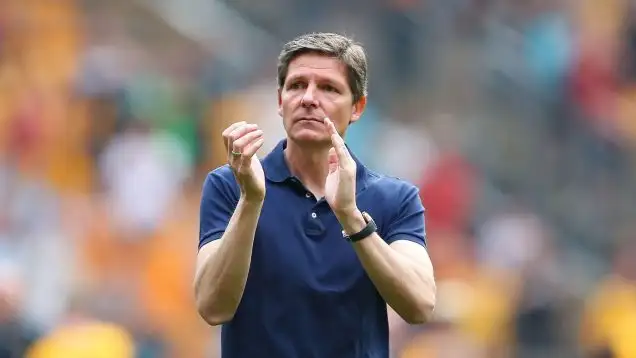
[222,121,266,202]
[323,117,358,218]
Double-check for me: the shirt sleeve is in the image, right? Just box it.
[383,183,427,247]
[198,166,239,250]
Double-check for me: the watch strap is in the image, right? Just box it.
[342,212,377,242]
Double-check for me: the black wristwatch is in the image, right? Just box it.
[342,212,377,242]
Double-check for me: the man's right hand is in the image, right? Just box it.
[223,121,266,202]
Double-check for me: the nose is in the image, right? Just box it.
[300,85,318,108]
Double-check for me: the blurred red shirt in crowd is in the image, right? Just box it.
[418,151,477,235]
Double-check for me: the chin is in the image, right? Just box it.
[288,130,330,146]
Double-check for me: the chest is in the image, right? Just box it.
[251,187,377,295]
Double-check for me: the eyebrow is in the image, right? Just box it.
[286,74,346,88]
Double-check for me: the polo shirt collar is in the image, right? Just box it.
[262,139,369,192]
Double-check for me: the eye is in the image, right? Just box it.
[321,84,339,93]
[287,81,305,90]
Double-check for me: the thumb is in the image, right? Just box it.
[328,147,338,173]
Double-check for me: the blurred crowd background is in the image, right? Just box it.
[1,0,636,357]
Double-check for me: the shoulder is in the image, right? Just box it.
[204,165,238,187]
[207,164,235,181]
[361,170,427,243]
[364,170,422,205]
[202,165,240,199]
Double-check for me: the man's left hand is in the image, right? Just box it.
[324,117,359,222]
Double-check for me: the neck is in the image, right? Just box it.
[284,140,330,196]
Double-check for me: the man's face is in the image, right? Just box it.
[278,53,366,146]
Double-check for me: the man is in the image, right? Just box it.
[195,32,436,358]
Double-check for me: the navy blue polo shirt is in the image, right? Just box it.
[199,139,427,358]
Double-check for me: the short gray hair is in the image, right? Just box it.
[277,32,368,103]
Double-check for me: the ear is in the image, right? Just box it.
[277,88,283,117]
[350,96,367,124]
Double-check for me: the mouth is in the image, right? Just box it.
[297,117,325,124]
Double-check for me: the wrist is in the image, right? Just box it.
[336,208,367,235]
[239,195,265,208]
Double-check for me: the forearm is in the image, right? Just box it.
[340,211,436,324]
[195,197,263,325]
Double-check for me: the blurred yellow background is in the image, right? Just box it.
[1,0,635,357]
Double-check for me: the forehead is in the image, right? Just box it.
[285,53,348,84]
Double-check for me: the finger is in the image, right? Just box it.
[328,147,339,173]
[323,117,340,138]
[229,123,259,142]
[323,117,350,163]
[236,137,265,173]
[228,124,259,154]
[222,121,247,148]
[232,130,263,155]
[242,137,265,158]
